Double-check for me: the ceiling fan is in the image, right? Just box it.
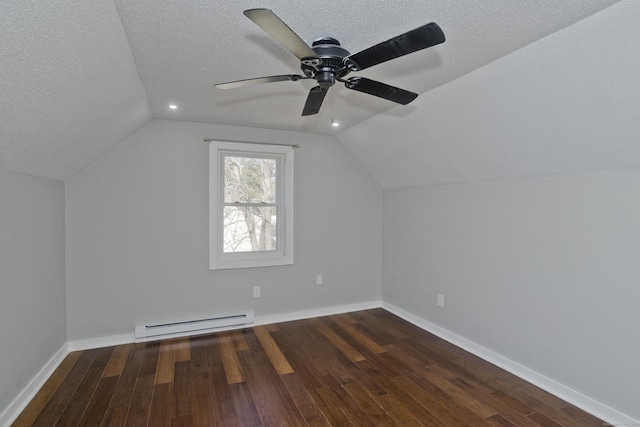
[215,9,445,116]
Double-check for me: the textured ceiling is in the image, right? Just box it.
[115,0,622,134]
[0,0,624,181]
[0,0,150,181]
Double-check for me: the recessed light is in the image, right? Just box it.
[169,104,178,110]
[331,119,339,127]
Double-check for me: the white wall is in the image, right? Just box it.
[0,169,66,418]
[65,119,382,341]
[383,172,640,420]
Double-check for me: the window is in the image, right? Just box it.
[209,141,293,269]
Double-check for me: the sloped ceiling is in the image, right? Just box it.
[336,1,640,189]
[0,0,150,181]
[0,0,624,181]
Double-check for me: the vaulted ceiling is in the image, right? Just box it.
[0,0,627,182]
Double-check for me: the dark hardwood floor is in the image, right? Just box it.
[13,309,604,426]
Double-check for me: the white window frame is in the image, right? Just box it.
[209,141,294,270]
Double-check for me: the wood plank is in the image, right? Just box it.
[357,311,409,341]
[174,337,191,362]
[11,351,82,427]
[418,364,498,419]
[238,330,306,426]
[254,325,294,375]
[280,373,331,426]
[310,318,365,363]
[490,389,536,415]
[103,343,132,377]
[332,312,359,325]
[367,369,447,427]
[375,393,426,427]
[138,341,160,377]
[218,332,245,384]
[269,327,324,391]
[455,354,568,411]
[342,381,396,426]
[229,330,249,352]
[486,413,518,426]
[189,337,215,426]
[345,359,390,397]
[559,404,604,426]
[173,360,192,417]
[392,374,491,426]
[314,373,377,427]
[76,376,119,427]
[54,366,104,426]
[124,375,155,426]
[171,414,194,427]
[148,382,175,427]
[228,381,262,427]
[451,379,540,427]
[330,314,388,354]
[384,343,436,372]
[203,334,237,423]
[309,386,354,426]
[155,340,176,384]
[277,320,345,375]
[31,348,99,427]
[101,343,146,426]
[90,346,115,368]
[526,411,564,427]
[536,404,605,427]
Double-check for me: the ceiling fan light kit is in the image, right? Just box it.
[215,9,445,116]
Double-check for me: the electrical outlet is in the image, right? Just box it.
[316,274,323,285]
[437,294,445,307]
[253,286,261,298]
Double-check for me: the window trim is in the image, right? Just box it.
[209,141,294,270]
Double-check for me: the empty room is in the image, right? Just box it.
[1,1,639,426]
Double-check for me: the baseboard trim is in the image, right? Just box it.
[67,333,135,352]
[254,300,383,327]
[0,342,69,427]
[65,300,384,351]
[382,301,639,427]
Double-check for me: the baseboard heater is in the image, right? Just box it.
[134,311,254,340]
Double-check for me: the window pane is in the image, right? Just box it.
[223,206,277,253]
[224,156,276,203]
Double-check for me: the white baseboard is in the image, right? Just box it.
[382,301,639,427]
[254,300,383,327]
[66,300,384,350]
[67,333,135,352]
[0,343,68,427]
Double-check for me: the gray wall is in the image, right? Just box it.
[334,1,640,420]
[0,169,66,416]
[65,119,383,341]
[383,172,640,419]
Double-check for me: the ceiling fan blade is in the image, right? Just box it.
[215,74,306,90]
[346,77,418,105]
[347,23,445,71]
[244,9,318,61]
[302,86,328,116]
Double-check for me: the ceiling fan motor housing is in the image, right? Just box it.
[302,37,351,89]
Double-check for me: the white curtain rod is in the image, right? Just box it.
[203,137,300,148]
